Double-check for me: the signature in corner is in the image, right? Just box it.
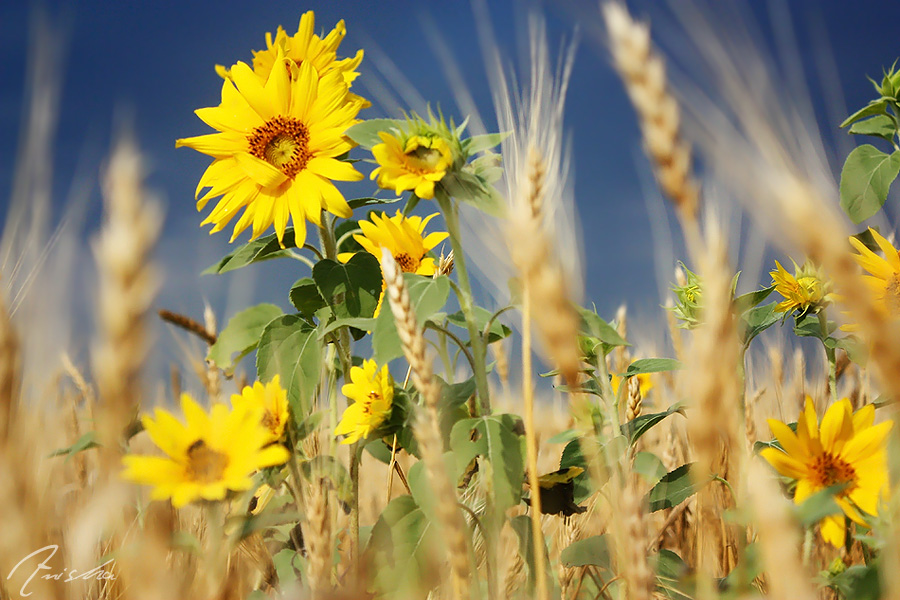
[6,544,117,598]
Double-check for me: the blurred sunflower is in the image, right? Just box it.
[847,228,900,326]
[216,10,365,93]
[122,394,289,508]
[231,375,290,444]
[610,372,653,398]
[761,397,892,547]
[177,48,366,247]
[335,360,393,445]
[770,259,832,315]
[339,210,448,315]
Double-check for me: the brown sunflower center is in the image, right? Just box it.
[248,116,312,178]
[810,452,856,489]
[885,274,900,315]
[262,410,280,434]
[395,252,421,273]
[186,440,229,484]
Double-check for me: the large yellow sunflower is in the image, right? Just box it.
[177,48,365,247]
[216,11,364,91]
[849,228,900,321]
[335,359,393,445]
[770,259,831,315]
[231,375,290,444]
[122,394,289,508]
[371,133,454,200]
[761,397,892,547]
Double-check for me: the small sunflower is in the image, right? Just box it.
[848,228,900,324]
[610,372,653,398]
[122,394,289,508]
[216,10,365,92]
[231,375,290,444]
[770,259,831,315]
[761,397,892,547]
[335,360,393,445]
[339,210,448,316]
[177,47,365,247]
[370,114,458,200]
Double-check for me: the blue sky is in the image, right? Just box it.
[2,0,900,371]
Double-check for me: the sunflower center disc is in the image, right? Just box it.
[886,274,900,315]
[811,452,856,489]
[248,116,312,178]
[394,252,420,273]
[186,439,229,483]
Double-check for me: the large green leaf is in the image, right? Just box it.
[840,99,888,128]
[373,274,450,364]
[462,132,509,155]
[256,315,322,421]
[344,119,401,148]
[510,514,554,595]
[622,358,682,377]
[203,228,300,274]
[741,302,779,347]
[840,144,900,223]
[849,115,896,142]
[621,402,684,446]
[449,414,525,514]
[366,495,438,597]
[207,304,283,375]
[559,534,611,569]
[733,285,775,314]
[646,463,703,512]
[289,278,326,319]
[312,253,382,320]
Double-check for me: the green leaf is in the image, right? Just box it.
[367,495,438,596]
[294,411,324,442]
[577,306,629,349]
[654,549,693,600]
[206,304,283,375]
[373,274,450,364]
[741,302,780,347]
[463,131,509,155]
[347,197,402,210]
[830,335,867,366]
[439,172,507,218]
[633,451,668,485]
[313,254,382,320]
[344,119,401,149]
[733,285,775,314]
[849,115,897,142]
[256,315,322,421]
[49,431,99,459]
[829,564,881,600]
[203,229,300,274]
[449,414,525,514]
[646,463,703,512]
[302,455,352,509]
[289,279,327,319]
[794,483,844,527]
[447,306,512,344]
[623,358,682,377]
[510,515,554,594]
[547,429,580,444]
[840,145,900,223]
[559,436,625,503]
[621,402,684,446]
[841,99,888,128]
[793,311,834,340]
[560,534,611,569]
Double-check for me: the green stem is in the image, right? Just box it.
[436,192,491,416]
[819,311,838,403]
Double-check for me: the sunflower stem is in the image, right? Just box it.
[435,192,491,416]
[819,311,838,403]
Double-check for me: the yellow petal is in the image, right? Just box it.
[760,448,807,479]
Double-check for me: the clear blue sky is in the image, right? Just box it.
[1,0,899,367]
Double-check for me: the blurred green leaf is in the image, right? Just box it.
[621,402,684,446]
[623,358,682,377]
[373,274,450,364]
[633,451,668,485]
[207,304,283,375]
[646,463,703,512]
[734,285,775,314]
[344,119,401,149]
[560,534,611,569]
[49,431,99,459]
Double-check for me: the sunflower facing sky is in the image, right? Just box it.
[231,375,290,444]
[760,397,892,547]
[770,259,831,315]
[177,47,366,247]
[122,394,289,508]
[335,359,394,445]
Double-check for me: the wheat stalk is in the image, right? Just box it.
[380,248,471,600]
[625,374,643,422]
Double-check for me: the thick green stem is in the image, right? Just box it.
[819,311,838,403]
[436,193,491,415]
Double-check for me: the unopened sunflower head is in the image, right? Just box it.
[670,263,704,329]
[370,111,463,200]
[177,45,366,247]
[335,359,394,445]
[230,375,290,444]
[761,397,893,547]
[770,258,833,316]
[216,10,365,97]
[122,394,289,508]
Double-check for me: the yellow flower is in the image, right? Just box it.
[339,210,448,316]
[371,133,454,199]
[177,47,365,247]
[610,373,654,398]
[761,397,892,547]
[122,394,289,508]
[231,375,290,443]
[770,259,830,315]
[335,360,393,445]
[848,228,900,324]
